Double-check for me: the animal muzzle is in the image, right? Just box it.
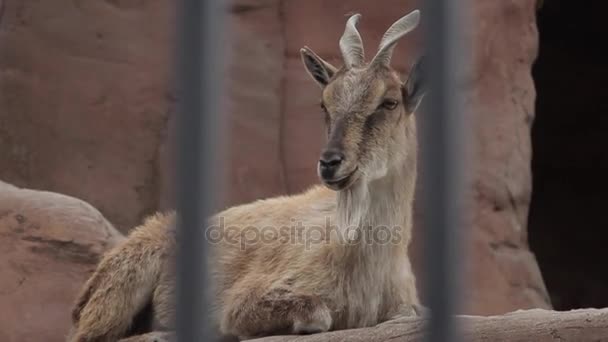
[318,147,359,190]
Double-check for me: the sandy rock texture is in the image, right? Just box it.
[0,181,123,342]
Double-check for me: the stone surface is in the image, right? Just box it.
[0,0,549,321]
[212,0,288,208]
[252,308,608,342]
[456,0,550,314]
[0,0,174,232]
[159,0,289,211]
[0,181,124,342]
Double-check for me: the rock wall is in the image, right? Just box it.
[456,0,550,313]
[0,0,549,329]
[0,0,174,232]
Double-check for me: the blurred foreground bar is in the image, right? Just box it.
[420,0,469,342]
[175,0,225,341]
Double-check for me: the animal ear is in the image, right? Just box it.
[300,46,338,88]
[402,56,427,113]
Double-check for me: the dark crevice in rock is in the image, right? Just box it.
[229,3,272,14]
[490,240,520,251]
[529,0,608,311]
[276,0,290,194]
[21,235,99,265]
[0,0,4,29]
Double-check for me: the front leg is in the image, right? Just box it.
[221,287,333,339]
[381,268,427,323]
[387,303,429,320]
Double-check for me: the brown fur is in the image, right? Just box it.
[68,10,426,342]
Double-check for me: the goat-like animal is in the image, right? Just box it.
[68,9,427,342]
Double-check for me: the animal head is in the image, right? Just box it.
[300,10,426,191]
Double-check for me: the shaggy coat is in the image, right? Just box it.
[68,9,426,342]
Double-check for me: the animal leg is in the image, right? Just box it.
[380,269,427,324]
[221,287,332,338]
[386,303,428,320]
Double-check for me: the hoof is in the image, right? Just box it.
[292,305,332,334]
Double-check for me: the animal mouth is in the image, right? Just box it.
[323,167,359,190]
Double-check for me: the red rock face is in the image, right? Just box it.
[0,181,123,342]
[459,0,550,314]
[0,0,549,330]
[0,0,174,232]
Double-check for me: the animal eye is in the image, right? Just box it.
[380,99,399,110]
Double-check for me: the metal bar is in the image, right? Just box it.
[420,1,469,342]
[175,0,225,340]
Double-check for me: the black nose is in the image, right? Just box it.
[319,149,344,178]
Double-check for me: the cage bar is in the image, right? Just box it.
[421,1,468,342]
[175,0,225,341]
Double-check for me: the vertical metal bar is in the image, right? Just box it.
[175,0,225,340]
[420,0,468,342]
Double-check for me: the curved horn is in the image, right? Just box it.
[371,10,420,67]
[339,14,365,69]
